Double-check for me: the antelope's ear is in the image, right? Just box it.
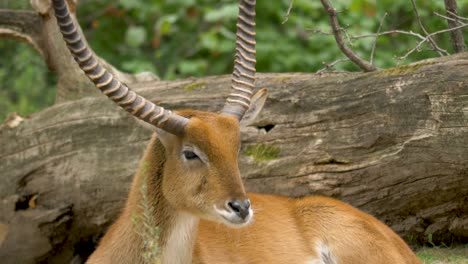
[136,120,175,149]
[240,88,268,127]
[154,128,176,150]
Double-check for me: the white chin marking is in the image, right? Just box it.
[213,205,253,228]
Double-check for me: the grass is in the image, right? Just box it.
[132,161,161,264]
[417,246,468,264]
[243,144,280,163]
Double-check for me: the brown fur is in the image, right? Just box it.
[195,194,420,264]
[87,110,421,264]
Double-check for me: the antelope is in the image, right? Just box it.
[52,0,421,263]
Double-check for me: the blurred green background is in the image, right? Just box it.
[0,0,467,121]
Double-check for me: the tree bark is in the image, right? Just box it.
[444,0,466,53]
[1,52,468,263]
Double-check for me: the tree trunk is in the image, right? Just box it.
[0,3,158,103]
[1,52,468,263]
[444,0,466,53]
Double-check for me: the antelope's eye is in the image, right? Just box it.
[183,150,199,160]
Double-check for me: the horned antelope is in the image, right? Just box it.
[52,0,421,263]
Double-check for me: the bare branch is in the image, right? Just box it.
[370,12,387,64]
[341,26,354,46]
[308,27,355,46]
[306,28,333,35]
[444,0,466,53]
[447,10,468,22]
[410,0,449,56]
[353,30,425,41]
[316,58,349,73]
[282,0,294,24]
[433,12,468,26]
[319,0,377,72]
[399,23,468,61]
[0,10,47,59]
[351,19,467,63]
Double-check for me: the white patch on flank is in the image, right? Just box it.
[161,212,198,264]
[305,258,324,264]
[311,241,337,264]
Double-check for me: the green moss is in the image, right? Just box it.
[375,61,435,77]
[244,144,280,162]
[376,64,421,76]
[183,81,207,91]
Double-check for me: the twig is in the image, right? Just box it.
[342,25,354,46]
[352,24,467,62]
[316,58,349,73]
[444,0,465,53]
[447,10,468,22]
[319,0,377,72]
[433,12,457,23]
[306,28,333,35]
[353,30,425,41]
[308,27,355,46]
[282,0,294,24]
[370,12,387,64]
[398,23,468,61]
[410,0,448,56]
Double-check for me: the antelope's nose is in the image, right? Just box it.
[228,199,251,220]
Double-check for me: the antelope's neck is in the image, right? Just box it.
[128,135,199,264]
[160,212,199,263]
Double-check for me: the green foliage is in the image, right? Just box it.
[1,0,467,121]
[125,26,147,48]
[0,40,56,122]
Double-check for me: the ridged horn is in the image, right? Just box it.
[51,0,189,136]
[221,0,257,120]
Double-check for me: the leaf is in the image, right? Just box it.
[200,32,218,51]
[119,0,139,9]
[125,26,147,48]
[204,4,238,22]
[177,60,207,76]
[156,15,179,36]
